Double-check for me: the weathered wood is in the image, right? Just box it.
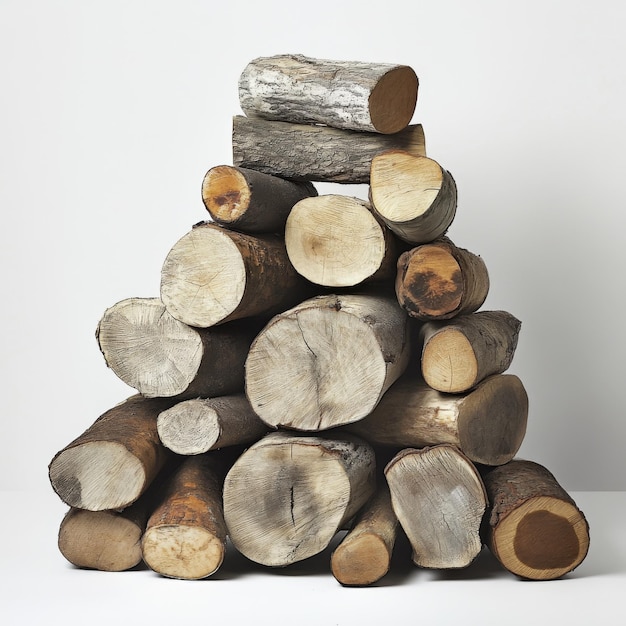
[395,237,490,320]
[285,194,398,287]
[420,310,522,393]
[480,460,590,580]
[160,221,313,328]
[223,431,376,567]
[345,374,528,466]
[141,454,229,580]
[385,444,487,569]
[330,481,399,586]
[96,297,257,398]
[245,293,411,431]
[239,54,418,134]
[48,395,175,511]
[232,115,426,184]
[370,150,457,244]
[201,165,317,233]
[157,393,269,455]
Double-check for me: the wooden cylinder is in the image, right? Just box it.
[238,54,418,134]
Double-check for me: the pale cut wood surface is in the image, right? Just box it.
[238,54,418,134]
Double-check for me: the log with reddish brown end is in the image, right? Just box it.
[395,237,490,320]
[420,310,522,393]
[344,373,528,466]
[384,444,488,569]
[480,460,590,580]
[238,54,418,134]
[160,221,314,328]
[223,431,376,568]
[141,454,229,580]
[232,115,426,184]
[201,165,317,234]
[330,481,399,586]
[48,395,176,511]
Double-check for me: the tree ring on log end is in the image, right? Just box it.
[368,66,418,134]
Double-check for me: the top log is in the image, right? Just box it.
[238,54,418,134]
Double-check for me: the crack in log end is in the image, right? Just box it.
[290,485,296,527]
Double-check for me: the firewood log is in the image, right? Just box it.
[232,115,426,184]
[330,481,399,586]
[96,297,257,398]
[369,150,457,244]
[201,165,317,234]
[160,221,313,328]
[345,373,528,466]
[480,460,590,580]
[48,395,176,511]
[420,310,522,393]
[156,393,269,455]
[285,194,398,287]
[141,453,229,580]
[223,431,376,567]
[245,293,411,431]
[395,237,490,320]
[384,444,488,569]
[238,54,418,134]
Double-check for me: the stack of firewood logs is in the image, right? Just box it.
[49,54,590,585]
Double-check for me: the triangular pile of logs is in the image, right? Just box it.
[48,54,590,585]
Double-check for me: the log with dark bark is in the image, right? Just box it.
[384,444,487,569]
[232,115,426,184]
[245,293,411,431]
[419,310,522,393]
[285,194,398,287]
[345,373,528,466]
[223,431,376,567]
[369,150,457,244]
[160,221,313,328]
[395,237,490,320]
[480,460,590,580]
[48,395,175,511]
[238,54,418,134]
[201,165,317,234]
[96,297,257,398]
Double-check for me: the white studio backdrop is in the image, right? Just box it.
[1,0,624,492]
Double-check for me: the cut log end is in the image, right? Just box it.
[157,401,221,455]
[331,532,391,586]
[368,66,418,134]
[202,165,251,224]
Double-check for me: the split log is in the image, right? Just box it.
[395,237,490,320]
[201,165,317,234]
[232,115,426,184]
[345,373,528,466]
[330,481,399,586]
[385,444,487,569]
[141,454,229,580]
[157,393,269,455]
[238,54,418,135]
[370,150,457,244]
[160,221,313,328]
[420,310,522,393]
[48,395,176,511]
[96,297,257,398]
[480,460,590,580]
[285,194,398,287]
[245,293,411,431]
[223,431,376,567]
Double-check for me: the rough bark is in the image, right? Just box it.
[232,115,426,184]
[395,237,490,320]
[345,373,528,466]
[369,150,457,244]
[238,54,418,134]
[285,194,398,287]
[223,431,376,567]
[385,444,487,569]
[201,165,317,234]
[245,293,411,431]
[480,460,590,580]
[420,310,522,393]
